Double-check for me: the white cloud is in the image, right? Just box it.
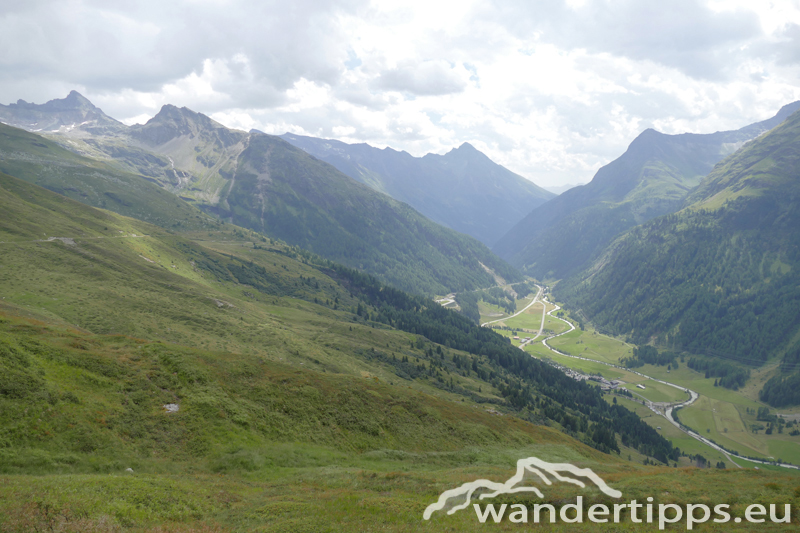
[374,60,469,96]
[1,0,799,187]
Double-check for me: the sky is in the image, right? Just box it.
[1,0,800,188]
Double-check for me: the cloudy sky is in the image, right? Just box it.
[2,0,800,187]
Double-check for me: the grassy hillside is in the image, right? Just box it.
[4,314,800,532]
[0,310,562,472]
[2,175,799,531]
[555,110,800,403]
[0,171,674,458]
[0,123,216,232]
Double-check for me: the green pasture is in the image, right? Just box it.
[548,327,633,364]
[501,303,545,331]
[478,300,507,323]
[677,396,772,460]
[632,362,765,410]
[621,380,688,404]
[543,314,572,335]
[609,396,732,467]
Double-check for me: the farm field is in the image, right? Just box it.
[621,380,689,404]
[676,396,800,465]
[499,302,544,331]
[478,300,507,322]
[543,313,571,335]
[610,396,732,467]
[548,327,633,364]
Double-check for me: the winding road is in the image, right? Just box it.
[451,283,797,470]
[524,292,799,471]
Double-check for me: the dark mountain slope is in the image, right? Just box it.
[114,105,524,294]
[494,101,800,280]
[556,109,800,373]
[281,133,554,246]
[214,131,521,294]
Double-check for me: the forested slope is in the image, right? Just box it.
[494,101,800,280]
[556,110,800,402]
[281,133,554,246]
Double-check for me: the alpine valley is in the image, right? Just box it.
[1,92,800,532]
[0,92,520,296]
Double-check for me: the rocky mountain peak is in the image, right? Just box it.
[0,91,123,133]
[130,104,246,148]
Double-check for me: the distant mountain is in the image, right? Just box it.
[544,183,584,195]
[493,101,800,280]
[125,104,250,205]
[0,90,125,135]
[556,108,800,373]
[279,133,554,246]
[0,93,521,295]
[125,106,522,294]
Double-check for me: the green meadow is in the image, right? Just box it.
[1,174,799,531]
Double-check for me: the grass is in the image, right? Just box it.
[634,361,765,409]
[672,389,800,466]
[492,328,527,347]
[0,123,217,234]
[0,172,526,417]
[0,313,577,466]
[609,395,732,466]
[543,313,571,335]
[500,303,544,331]
[2,309,719,532]
[478,300,507,323]
[3,175,800,530]
[4,447,800,531]
[548,326,633,364]
[620,380,688,404]
[476,292,542,325]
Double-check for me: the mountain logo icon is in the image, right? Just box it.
[423,457,621,520]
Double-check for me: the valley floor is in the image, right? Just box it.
[520,291,800,471]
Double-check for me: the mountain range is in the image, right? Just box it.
[493,100,800,281]
[556,106,800,391]
[0,90,126,136]
[4,90,800,382]
[279,133,554,246]
[0,93,525,296]
[0,121,215,232]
